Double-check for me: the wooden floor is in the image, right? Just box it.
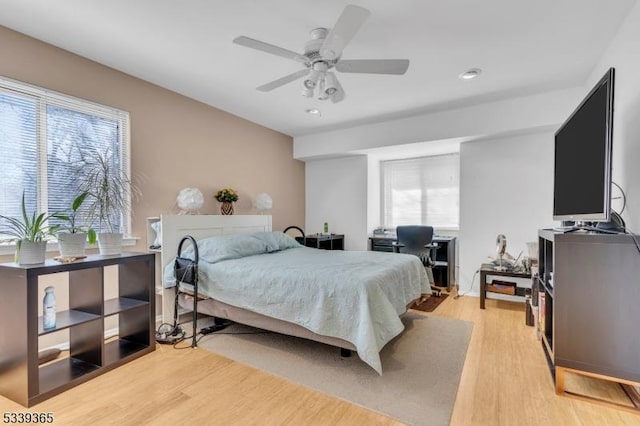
[2,295,639,425]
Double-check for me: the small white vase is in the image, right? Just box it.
[17,240,47,265]
[57,232,87,257]
[98,233,123,255]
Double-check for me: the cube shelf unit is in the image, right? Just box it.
[0,252,155,407]
[537,229,640,412]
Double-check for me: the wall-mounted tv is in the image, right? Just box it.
[553,67,614,223]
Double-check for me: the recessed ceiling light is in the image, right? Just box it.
[459,68,482,80]
[306,108,322,116]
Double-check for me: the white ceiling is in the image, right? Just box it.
[0,0,635,137]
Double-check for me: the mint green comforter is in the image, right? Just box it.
[167,246,429,373]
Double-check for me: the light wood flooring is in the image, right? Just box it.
[1,295,639,425]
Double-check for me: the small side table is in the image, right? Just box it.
[480,266,531,309]
[300,234,344,250]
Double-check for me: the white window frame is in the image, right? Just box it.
[0,76,133,253]
[380,153,460,230]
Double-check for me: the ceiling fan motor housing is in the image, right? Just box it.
[304,28,339,66]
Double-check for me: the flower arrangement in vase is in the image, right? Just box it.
[214,188,239,215]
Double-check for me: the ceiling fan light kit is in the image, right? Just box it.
[232,4,410,103]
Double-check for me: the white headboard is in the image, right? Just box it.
[160,214,272,269]
[157,214,272,322]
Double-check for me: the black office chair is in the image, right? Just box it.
[392,225,441,297]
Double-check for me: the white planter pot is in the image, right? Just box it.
[17,240,47,265]
[57,232,87,257]
[98,233,123,255]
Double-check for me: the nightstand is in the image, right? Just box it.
[299,234,344,250]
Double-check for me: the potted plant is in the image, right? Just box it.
[52,192,97,257]
[79,151,139,255]
[0,193,55,265]
[214,188,239,215]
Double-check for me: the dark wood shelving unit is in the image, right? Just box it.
[537,230,640,412]
[0,252,155,407]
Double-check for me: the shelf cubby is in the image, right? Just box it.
[0,252,155,407]
[38,310,101,335]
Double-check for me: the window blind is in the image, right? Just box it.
[0,77,131,237]
[381,153,460,228]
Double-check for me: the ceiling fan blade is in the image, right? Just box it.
[233,36,308,64]
[336,59,410,75]
[320,5,371,61]
[256,69,309,92]
[331,76,346,103]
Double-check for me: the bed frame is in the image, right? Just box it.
[158,214,358,352]
[158,214,272,323]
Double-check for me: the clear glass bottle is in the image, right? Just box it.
[43,286,56,330]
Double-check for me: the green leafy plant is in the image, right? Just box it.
[0,193,56,256]
[79,151,140,233]
[51,192,97,245]
[214,188,239,202]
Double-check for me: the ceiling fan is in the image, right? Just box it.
[232,4,410,103]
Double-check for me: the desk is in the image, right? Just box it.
[480,266,531,309]
[369,235,457,291]
[300,234,344,250]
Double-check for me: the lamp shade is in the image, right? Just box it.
[255,193,273,211]
[177,188,204,214]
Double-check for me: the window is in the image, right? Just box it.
[0,77,131,238]
[381,153,460,228]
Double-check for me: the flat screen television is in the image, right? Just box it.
[553,67,614,223]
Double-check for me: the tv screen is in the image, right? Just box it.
[553,68,614,222]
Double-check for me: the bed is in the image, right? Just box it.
[157,215,430,374]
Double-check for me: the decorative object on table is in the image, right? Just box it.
[0,192,57,265]
[78,150,140,255]
[254,193,273,214]
[490,234,522,272]
[53,255,87,263]
[176,187,204,214]
[214,188,239,215]
[150,221,162,249]
[52,192,97,258]
[495,234,508,271]
[43,286,56,330]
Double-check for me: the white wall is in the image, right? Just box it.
[586,0,640,231]
[305,156,369,250]
[458,131,556,295]
[302,88,584,266]
[366,155,381,235]
[294,88,583,160]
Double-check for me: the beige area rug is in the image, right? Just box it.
[197,312,472,426]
